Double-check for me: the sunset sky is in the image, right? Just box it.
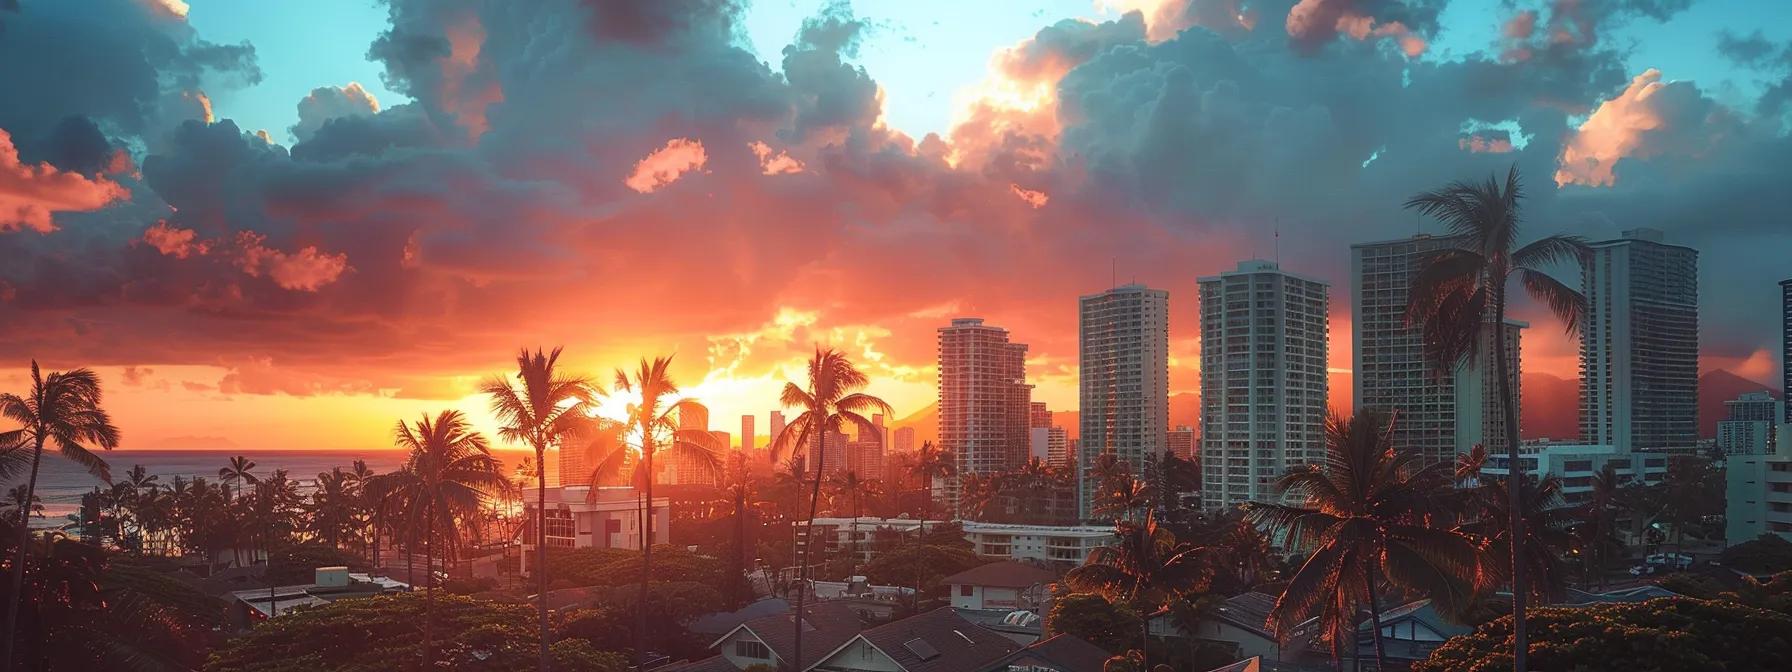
[2,0,1790,452]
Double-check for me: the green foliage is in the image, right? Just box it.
[553,581,724,659]
[543,545,726,588]
[266,542,365,585]
[859,544,983,594]
[205,592,626,672]
[1048,593,1141,654]
[1722,534,1792,574]
[442,576,500,595]
[917,521,972,550]
[1414,598,1792,672]
[1653,572,1727,600]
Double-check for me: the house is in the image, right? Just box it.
[954,608,1044,644]
[668,601,863,671]
[226,566,409,629]
[518,485,668,575]
[809,606,1020,672]
[943,560,1057,610]
[977,633,1111,672]
[1352,600,1471,669]
[1148,592,1319,665]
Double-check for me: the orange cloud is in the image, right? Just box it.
[1010,184,1050,208]
[0,129,132,233]
[625,138,707,193]
[142,0,189,20]
[141,220,209,258]
[232,231,350,292]
[1555,69,1725,187]
[1459,134,1515,154]
[749,141,804,175]
[1289,0,1427,57]
[441,15,503,139]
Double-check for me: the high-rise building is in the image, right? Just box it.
[680,401,709,432]
[1782,279,1791,424]
[740,414,755,451]
[1352,235,1525,463]
[1719,391,1780,456]
[1030,402,1053,429]
[1166,425,1196,460]
[1581,228,1699,452]
[1029,426,1068,464]
[1199,260,1329,511]
[665,402,713,485]
[848,438,885,480]
[558,421,624,486]
[893,426,915,454]
[769,410,786,454]
[939,318,1032,511]
[1078,284,1170,519]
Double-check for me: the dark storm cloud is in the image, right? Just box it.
[0,0,1786,393]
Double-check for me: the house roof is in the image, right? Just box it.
[1213,592,1279,638]
[941,560,1058,588]
[1564,585,1683,605]
[690,597,791,636]
[1203,657,1262,672]
[813,606,1019,672]
[979,633,1112,672]
[659,654,738,672]
[718,600,862,667]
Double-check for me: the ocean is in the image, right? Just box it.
[6,448,546,527]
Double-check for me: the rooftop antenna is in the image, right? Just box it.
[1111,257,1116,290]
[1274,217,1281,265]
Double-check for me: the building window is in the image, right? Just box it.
[735,640,770,659]
[960,585,974,597]
[605,518,622,534]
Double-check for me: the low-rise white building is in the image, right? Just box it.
[228,566,408,628]
[942,560,1056,610]
[519,485,668,574]
[1480,442,1670,506]
[796,518,1117,570]
[1726,431,1792,546]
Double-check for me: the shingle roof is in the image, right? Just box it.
[820,606,1019,672]
[979,633,1111,672]
[1213,592,1278,638]
[660,654,738,672]
[734,600,862,667]
[1203,657,1262,672]
[941,560,1058,589]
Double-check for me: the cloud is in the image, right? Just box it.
[1284,0,1440,56]
[141,220,208,258]
[749,141,804,175]
[0,129,131,233]
[1010,184,1049,208]
[122,365,152,385]
[291,82,382,142]
[1555,69,1730,186]
[232,231,350,291]
[625,138,708,193]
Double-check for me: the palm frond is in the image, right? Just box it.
[1518,268,1587,335]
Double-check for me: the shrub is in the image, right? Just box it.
[1414,597,1792,672]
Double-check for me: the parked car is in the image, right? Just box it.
[1644,553,1694,570]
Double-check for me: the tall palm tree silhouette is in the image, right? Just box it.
[1,362,121,670]
[1405,165,1589,669]
[482,347,594,672]
[218,455,259,503]
[372,410,505,668]
[902,441,954,533]
[611,355,722,667]
[771,347,890,672]
[1246,411,1479,668]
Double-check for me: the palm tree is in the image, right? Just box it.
[1405,166,1589,669]
[482,347,594,672]
[371,410,506,668]
[902,441,954,532]
[1244,411,1479,668]
[956,472,997,521]
[1457,473,1576,605]
[826,470,882,575]
[308,468,357,550]
[0,362,121,670]
[770,347,890,672]
[218,455,259,503]
[1578,463,1625,588]
[1094,476,1153,524]
[1064,509,1209,668]
[1,485,42,520]
[611,355,722,666]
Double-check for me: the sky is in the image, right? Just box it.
[2,0,1791,452]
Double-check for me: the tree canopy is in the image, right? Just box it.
[205,592,625,672]
[1414,597,1792,672]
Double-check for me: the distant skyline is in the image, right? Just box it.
[3,1,1790,451]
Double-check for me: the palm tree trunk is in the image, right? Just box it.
[535,443,549,672]
[1492,295,1528,672]
[637,438,654,669]
[794,422,824,672]
[1364,564,1386,671]
[425,504,435,668]
[2,437,46,671]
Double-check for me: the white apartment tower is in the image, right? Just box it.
[1078,284,1170,520]
[1352,235,1525,463]
[938,318,1032,511]
[1581,228,1699,452]
[1199,260,1329,511]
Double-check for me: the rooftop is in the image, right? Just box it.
[942,560,1057,589]
[826,606,1019,672]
